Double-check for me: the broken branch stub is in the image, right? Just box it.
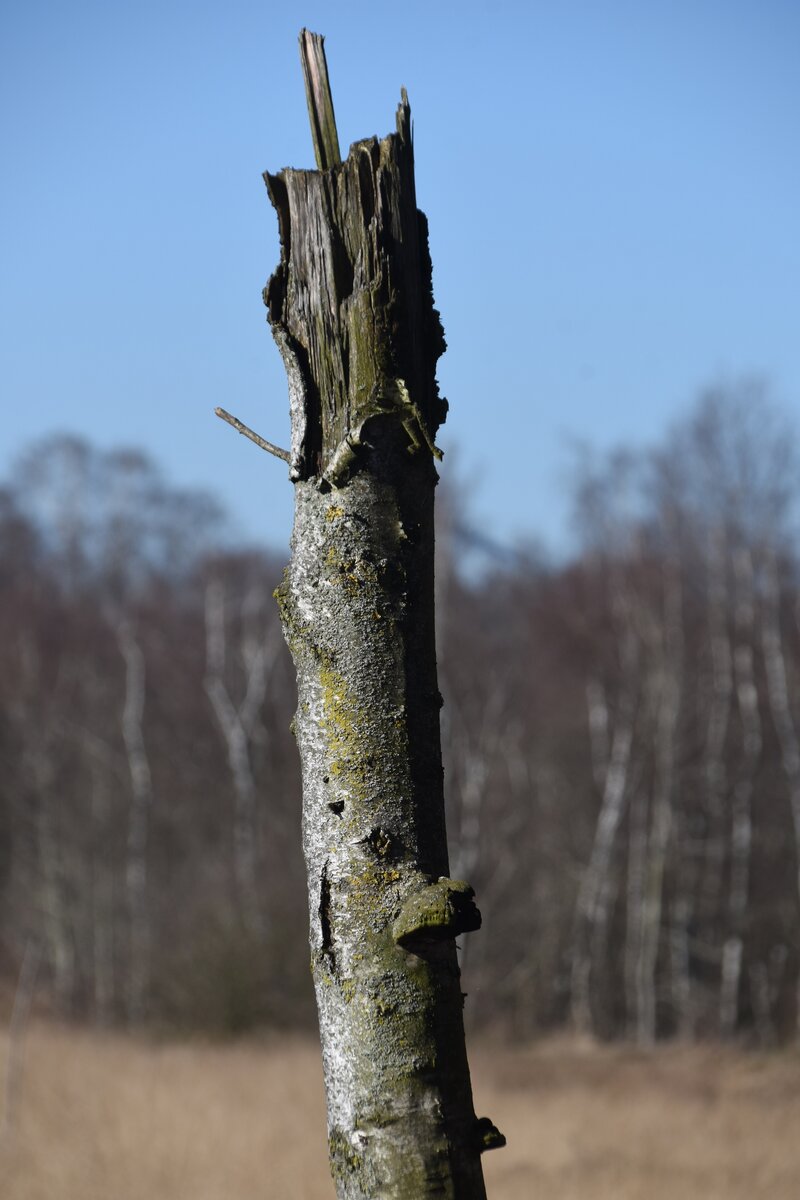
[299,28,342,172]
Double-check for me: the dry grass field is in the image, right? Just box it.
[1,1020,799,1199]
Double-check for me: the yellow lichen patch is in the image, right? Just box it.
[323,544,365,597]
[318,664,372,802]
[325,503,346,522]
[328,1127,363,1180]
[347,863,403,892]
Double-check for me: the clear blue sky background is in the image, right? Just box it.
[2,0,798,558]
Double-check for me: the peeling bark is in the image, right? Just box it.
[265,34,493,1198]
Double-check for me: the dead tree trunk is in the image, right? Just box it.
[261,30,500,1199]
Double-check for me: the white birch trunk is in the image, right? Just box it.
[204,579,278,938]
[700,527,733,934]
[586,678,610,793]
[117,621,153,1025]
[572,593,638,1034]
[634,559,683,1045]
[624,746,650,1038]
[720,546,761,1036]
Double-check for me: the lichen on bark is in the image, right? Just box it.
[265,36,499,1198]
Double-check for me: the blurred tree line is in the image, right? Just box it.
[2,380,800,1044]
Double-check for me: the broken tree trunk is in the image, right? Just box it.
[262,30,500,1200]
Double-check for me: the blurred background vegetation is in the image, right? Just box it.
[2,378,800,1047]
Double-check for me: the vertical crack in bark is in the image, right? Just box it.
[319,859,336,975]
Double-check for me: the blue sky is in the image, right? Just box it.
[2,0,798,557]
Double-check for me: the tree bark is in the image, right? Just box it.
[264,32,498,1198]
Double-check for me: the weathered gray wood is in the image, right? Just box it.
[299,29,342,172]
[265,34,500,1199]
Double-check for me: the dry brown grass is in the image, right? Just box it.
[1,1021,799,1198]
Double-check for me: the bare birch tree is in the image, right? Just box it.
[118,620,154,1026]
[204,577,280,938]
[719,546,762,1035]
[572,578,638,1034]
[699,526,733,959]
[631,548,683,1044]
